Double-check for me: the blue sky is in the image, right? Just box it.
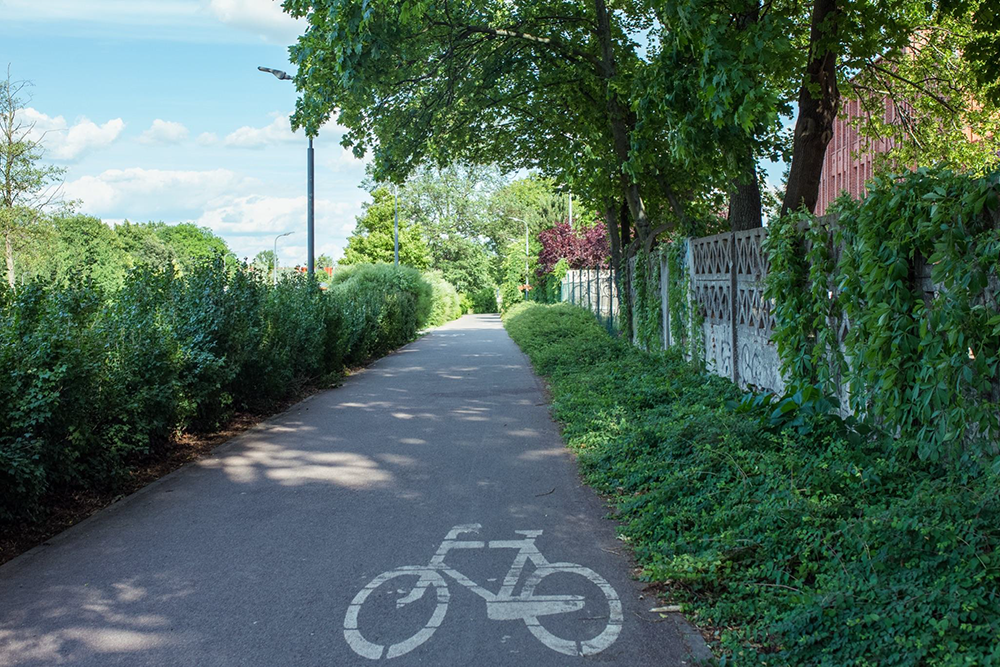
[1,0,371,265]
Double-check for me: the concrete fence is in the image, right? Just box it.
[559,226,793,393]
[561,216,1000,401]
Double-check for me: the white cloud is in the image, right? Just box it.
[206,0,306,44]
[138,119,189,144]
[63,167,258,215]
[224,113,301,148]
[197,132,219,146]
[223,113,351,151]
[197,194,307,234]
[196,195,363,263]
[318,242,345,262]
[2,1,201,24]
[327,145,373,172]
[61,163,365,267]
[22,108,125,161]
[196,194,360,234]
[3,1,303,44]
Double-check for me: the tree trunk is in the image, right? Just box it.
[724,2,764,232]
[617,199,635,340]
[605,202,621,276]
[594,0,653,246]
[782,0,841,217]
[655,173,689,232]
[4,228,13,290]
[728,165,763,231]
[619,199,631,250]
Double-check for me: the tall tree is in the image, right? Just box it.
[847,1,1000,176]
[115,220,176,270]
[0,68,63,289]
[646,0,968,220]
[778,0,980,215]
[401,165,500,292]
[153,223,234,274]
[49,214,129,289]
[340,188,431,269]
[781,0,842,216]
[253,250,277,281]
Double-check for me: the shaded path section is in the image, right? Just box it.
[0,315,709,666]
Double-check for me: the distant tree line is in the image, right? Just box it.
[339,165,594,313]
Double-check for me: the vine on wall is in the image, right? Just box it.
[633,247,662,351]
[664,239,704,362]
[767,166,1000,463]
[763,211,844,397]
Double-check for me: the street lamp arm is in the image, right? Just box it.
[273,231,295,287]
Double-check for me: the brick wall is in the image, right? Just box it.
[815,97,899,216]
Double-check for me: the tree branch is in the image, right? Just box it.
[865,60,958,114]
[434,22,601,71]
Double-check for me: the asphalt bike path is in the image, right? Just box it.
[0,315,710,666]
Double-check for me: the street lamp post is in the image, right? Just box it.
[511,216,529,295]
[273,231,294,286]
[258,66,316,277]
[393,185,399,267]
[307,137,315,276]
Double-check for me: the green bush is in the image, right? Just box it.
[0,260,461,521]
[0,282,106,515]
[329,262,435,361]
[504,302,1000,666]
[469,286,499,313]
[423,270,462,326]
[459,292,474,314]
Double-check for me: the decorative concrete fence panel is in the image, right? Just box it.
[733,227,784,393]
[560,213,998,420]
[562,229,787,394]
[690,231,735,382]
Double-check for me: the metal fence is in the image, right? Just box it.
[561,268,620,334]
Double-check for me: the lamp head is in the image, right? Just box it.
[258,66,292,81]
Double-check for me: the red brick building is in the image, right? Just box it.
[816,94,986,215]
[815,97,900,216]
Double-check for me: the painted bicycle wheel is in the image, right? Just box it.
[520,563,623,656]
[344,568,450,660]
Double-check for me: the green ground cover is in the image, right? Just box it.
[504,302,1000,666]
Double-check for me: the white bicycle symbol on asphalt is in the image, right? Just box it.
[344,524,623,660]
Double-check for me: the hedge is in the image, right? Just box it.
[0,260,460,521]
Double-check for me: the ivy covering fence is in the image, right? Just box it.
[538,165,1000,662]
[567,167,1000,463]
[766,167,1000,462]
[0,261,461,521]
